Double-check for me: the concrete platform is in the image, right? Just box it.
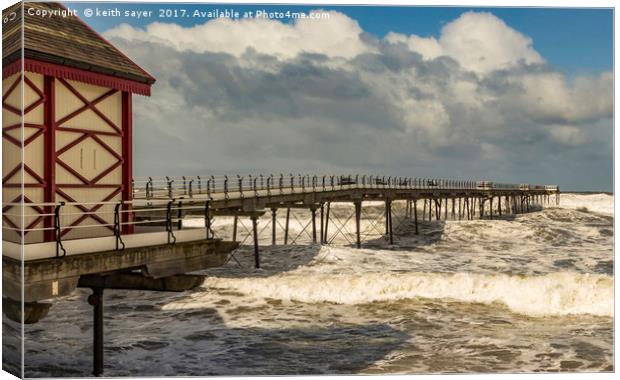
[2,238,238,303]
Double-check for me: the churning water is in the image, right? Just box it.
[17,193,613,376]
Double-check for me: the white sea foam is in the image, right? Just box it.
[197,271,612,317]
[558,193,613,215]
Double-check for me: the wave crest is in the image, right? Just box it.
[202,271,613,317]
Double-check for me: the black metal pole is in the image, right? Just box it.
[320,204,325,243]
[388,200,394,244]
[311,207,317,244]
[324,202,330,243]
[88,288,104,377]
[271,208,277,246]
[413,199,419,235]
[284,208,290,245]
[252,216,260,269]
[232,216,238,242]
[355,201,362,248]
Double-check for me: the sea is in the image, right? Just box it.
[13,193,614,376]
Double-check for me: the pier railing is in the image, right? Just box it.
[131,174,557,201]
[3,174,559,258]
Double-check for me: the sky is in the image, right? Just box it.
[62,2,613,191]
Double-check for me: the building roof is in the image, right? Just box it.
[2,2,155,94]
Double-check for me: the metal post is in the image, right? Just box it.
[284,208,290,244]
[498,196,502,216]
[88,288,104,377]
[113,202,125,251]
[354,201,362,248]
[204,201,211,239]
[311,207,317,244]
[320,204,325,244]
[466,197,471,220]
[387,200,394,244]
[271,208,277,245]
[177,200,183,230]
[166,201,176,244]
[54,202,66,257]
[452,198,455,220]
[232,216,238,242]
[324,202,330,243]
[413,199,419,235]
[385,201,390,234]
[252,216,260,269]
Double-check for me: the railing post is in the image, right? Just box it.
[224,176,229,200]
[146,177,153,199]
[197,176,202,194]
[182,176,187,195]
[54,202,66,258]
[113,201,125,251]
[177,199,183,230]
[267,175,272,196]
[204,200,211,239]
[188,180,194,198]
[166,200,176,244]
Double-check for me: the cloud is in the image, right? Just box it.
[386,11,543,73]
[104,10,369,59]
[104,10,612,190]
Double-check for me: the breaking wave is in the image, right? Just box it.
[201,271,613,317]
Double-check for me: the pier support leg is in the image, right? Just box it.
[435,199,440,221]
[423,200,427,222]
[320,204,325,244]
[387,200,394,244]
[413,199,419,235]
[429,199,433,221]
[311,207,317,244]
[452,198,455,220]
[324,202,330,243]
[252,216,260,269]
[465,198,469,220]
[489,197,493,220]
[271,208,277,246]
[355,201,362,248]
[232,216,238,242]
[88,288,104,377]
[498,197,502,216]
[284,208,290,245]
[458,197,462,220]
[385,201,390,235]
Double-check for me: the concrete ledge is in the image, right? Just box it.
[3,239,238,302]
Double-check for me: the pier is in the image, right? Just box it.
[1,4,563,376]
[3,173,559,375]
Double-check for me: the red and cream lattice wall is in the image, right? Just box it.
[2,70,133,243]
